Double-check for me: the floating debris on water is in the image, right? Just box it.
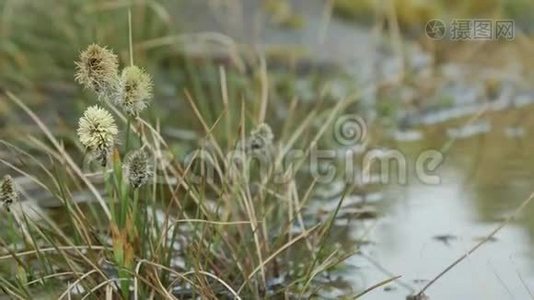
[406,293,430,300]
[384,285,397,292]
[336,206,378,220]
[432,234,458,246]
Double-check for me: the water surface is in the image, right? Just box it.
[348,108,534,299]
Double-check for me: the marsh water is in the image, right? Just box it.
[340,107,534,299]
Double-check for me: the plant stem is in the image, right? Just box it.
[125,118,131,152]
[128,9,134,66]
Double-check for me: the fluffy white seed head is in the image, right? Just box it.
[117,65,153,116]
[74,44,119,101]
[77,105,118,151]
[0,175,18,212]
[124,150,152,189]
[248,123,274,153]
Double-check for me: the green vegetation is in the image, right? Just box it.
[333,0,534,33]
[0,5,363,294]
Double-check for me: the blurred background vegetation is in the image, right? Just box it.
[1,0,533,141]
[2,0,534,97]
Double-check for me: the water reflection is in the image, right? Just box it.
[353,108,534,299]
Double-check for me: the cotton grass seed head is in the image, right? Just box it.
[124,150,152,189]
[248,123,274,153]
[117,65,153,116]
[75,44,119,101]
[77,105,118,151]
[0,175,18,212]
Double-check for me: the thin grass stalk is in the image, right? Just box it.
[219,65,232,148]
[236,224,320,294]
[416,192,534,297]
[298,184,355,296]
[353,275,402,299]
[6,92,112,220]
